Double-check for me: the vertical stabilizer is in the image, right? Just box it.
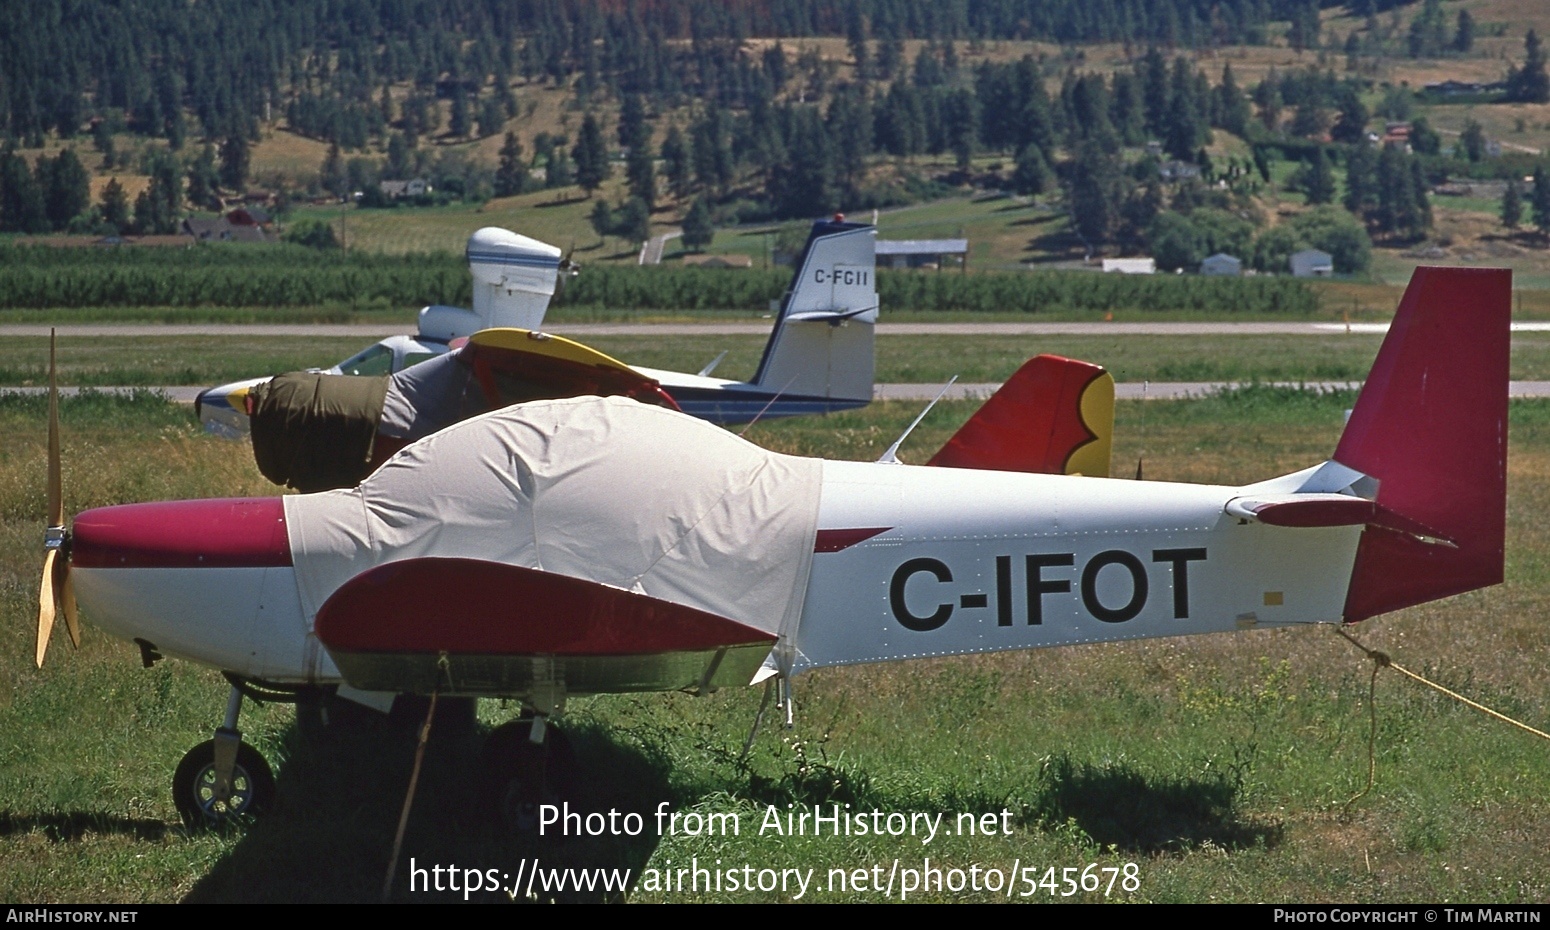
[1335,267,1511,622]
[467,228,563,331]
[750,221,877,403]
[927,355,1114,476]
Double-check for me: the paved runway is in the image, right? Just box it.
[7,320,1550,338]
[12,381,1550,404]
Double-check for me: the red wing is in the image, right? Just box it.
[313,558,774,696]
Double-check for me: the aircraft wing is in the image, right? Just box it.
[315,558,776,696]
[455,327,679,410]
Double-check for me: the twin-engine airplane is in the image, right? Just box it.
[34,266,1507,827]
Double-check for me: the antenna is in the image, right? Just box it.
[736,376,800,436]
[878,377,958,465]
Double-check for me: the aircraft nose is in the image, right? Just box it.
[72,498,292,569]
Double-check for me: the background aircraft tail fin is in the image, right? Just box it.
[1333,266,1511,622]
[750,221,877,403]
[467,228,563,331]
[928,355,1114,476]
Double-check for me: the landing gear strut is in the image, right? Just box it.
[173,684,275,827]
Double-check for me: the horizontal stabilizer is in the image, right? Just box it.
[928,355,1114,476]
[1226,493,1376,527]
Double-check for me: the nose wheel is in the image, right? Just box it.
[173,684,275,827]
[172,738,275,827]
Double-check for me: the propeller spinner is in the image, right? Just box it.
[37,330,79,667]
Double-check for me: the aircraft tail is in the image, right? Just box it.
[467,228,563,331]
[749,220,878,405]
[1332,267,1511,622]
[928,355,1114,476]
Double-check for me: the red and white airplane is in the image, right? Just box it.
[34,266,1508,826]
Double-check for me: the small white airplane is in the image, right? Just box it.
[33,266,1507,827]
[196,227,569,437]
[203,219,881,463]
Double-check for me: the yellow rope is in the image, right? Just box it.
[1333,626,1550,741]
[1332,626,1548,814]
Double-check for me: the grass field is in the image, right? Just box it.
[13,328,1550,389]
[0,384,1547,903]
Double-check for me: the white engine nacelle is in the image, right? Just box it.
[466,227,563,331]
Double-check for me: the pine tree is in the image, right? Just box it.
[219,134,250,191]
[1454,11,1475,53]
[321,144,347,199]
[545,147,574,189]
[1509,30,1550,104]
[681,196,713,251]
[1011,144,1049,196]
[1303,147,1336,205]
[1460,119,1486,162]
[1344,143,1376,217]
[100,177,130,232]
[1216,64,1250,137]
[1533,167,1550,235]
[1330,90,1369,145]
[494,132,527,197]
[660,125,692,200]
[43,149,91,231]
[573,114,609,197]
[617,196,650,246]
[3,149,46,232]
[1066,141,1123,246]
[187,144,219,209]
[626,135,655,209]
[1501,180,1522,231]
[588,199,613,243]
[448,89,470,139]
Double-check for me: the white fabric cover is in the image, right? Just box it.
[284,396,823,644]
[379,350,483,440]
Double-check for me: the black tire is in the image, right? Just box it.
[172,739,276,828]
[480,718,575,832]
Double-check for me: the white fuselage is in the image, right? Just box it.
[69,460,1360,691]
[795,461,1360,671]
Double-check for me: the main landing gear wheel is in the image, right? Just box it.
[173,739,276,828]
[481,717,576,832]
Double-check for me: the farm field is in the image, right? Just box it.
[0,389,1546,902]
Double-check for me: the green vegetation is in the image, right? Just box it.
[1,390,1546,902]
[0,244,1317,314]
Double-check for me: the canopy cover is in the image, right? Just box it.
[284,396,823,647]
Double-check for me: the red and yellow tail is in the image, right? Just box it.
[928,355,1114,477]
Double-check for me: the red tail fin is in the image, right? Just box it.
[1337,267,1511,622]
[928,355,1114,476]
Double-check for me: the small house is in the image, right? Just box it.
[1290,249,1334,278]
[1200,253,1242,276]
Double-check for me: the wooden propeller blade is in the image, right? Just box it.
[47,329,62,528]
[38,548,58,668]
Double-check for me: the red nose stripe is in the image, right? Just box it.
[72,498,291,569]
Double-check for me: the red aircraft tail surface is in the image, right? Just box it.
[1334,266,1511,622]
[928,355,1114,477]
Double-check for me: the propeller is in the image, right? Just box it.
[37,330,79,667]
[557,240,581,290]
